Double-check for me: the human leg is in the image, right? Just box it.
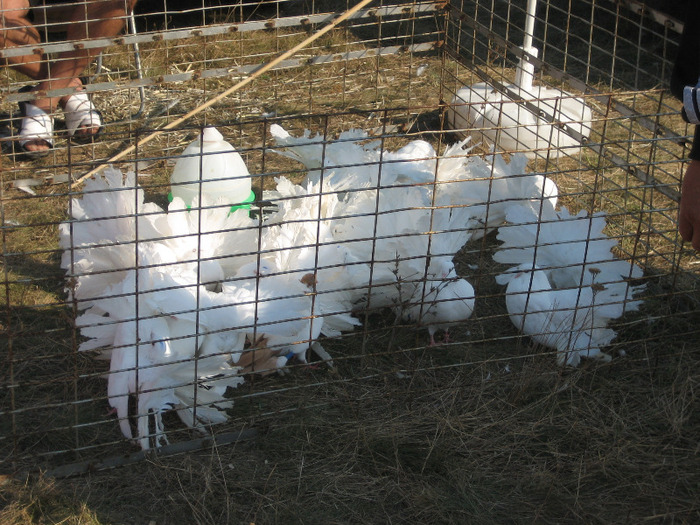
[0,0,46,79]
[48,1,137,142]
[2,1,137,153]
[34,0,138,101]
[1,0,55,154]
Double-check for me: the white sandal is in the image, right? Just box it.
[18,101,54,159]
[63,90,104,143]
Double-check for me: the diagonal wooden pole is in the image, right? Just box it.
[72,0,375,188]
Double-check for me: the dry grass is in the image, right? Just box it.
[0,475,101,524]
[2,328,699,524]
[2,3,700,524]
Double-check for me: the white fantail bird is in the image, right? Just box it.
[504,263,623,367]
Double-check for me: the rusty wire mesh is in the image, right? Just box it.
[1,0,698,478]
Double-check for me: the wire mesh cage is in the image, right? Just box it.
[1,0,698,485]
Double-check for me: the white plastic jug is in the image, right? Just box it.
[170,127,254,210]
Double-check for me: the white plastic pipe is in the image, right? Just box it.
[522,0,538,51]
[447,0,593,157]
[515,0,539,93]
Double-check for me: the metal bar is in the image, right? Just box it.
[6,42,438,105]
[36,428,258,479]
[0,2,440,60]
[592,145,681,202]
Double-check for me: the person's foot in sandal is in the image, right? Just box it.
[17,85,54,158]
[17,78,103,156]
[61,78,104,143]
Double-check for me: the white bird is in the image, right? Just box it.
[268,127,487,336]
[397,258,475,345]
[265,175,399,310]
[98,267,195,447]
[75,243,246,449]
[432,139,558,240]
[494,203,645,313]
[161,194,261,288]
[329,184,434,309]
[504,263,621,366]
[60,168,261,308]
[65,132,580,448]
[66,164,347,448]
[330,180,473,313]
[263,165,474,346]
[205,258,324,365]
[256,179,365,338]
[506,264,616,366]
[495,202,645,366]
[269,124,439,191]
[59,166,165,310]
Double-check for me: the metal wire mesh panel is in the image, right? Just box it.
[1,0,698,485]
